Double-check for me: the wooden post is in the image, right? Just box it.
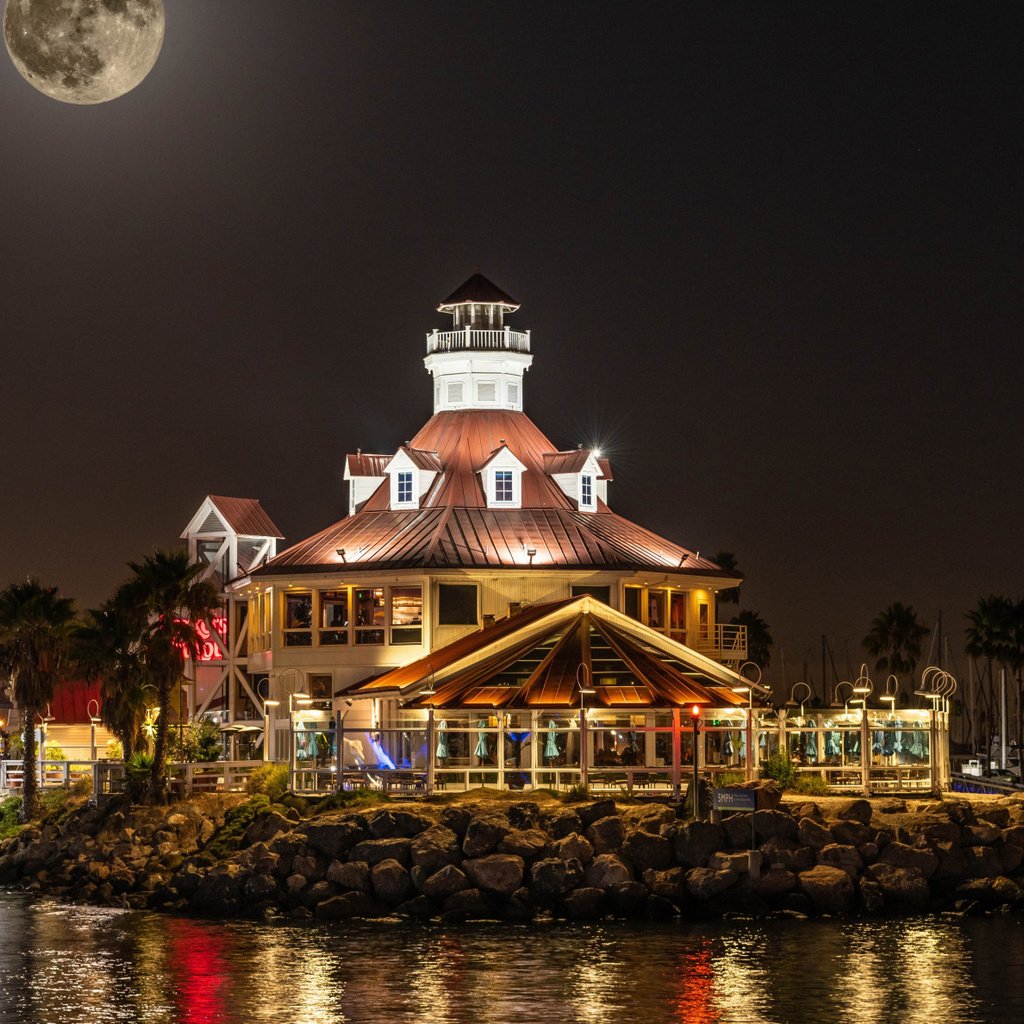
[671,708,682,797]
[861,708,870,795]
[579,708,588,791]
[426,708,435,794]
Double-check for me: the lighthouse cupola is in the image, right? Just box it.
[425,273,533,413]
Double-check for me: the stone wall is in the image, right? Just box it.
[2,791,1024,922]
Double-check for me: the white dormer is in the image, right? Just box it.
[544,450,603,512]
[477,445,527,509]
[344,452,389,515]
[180,495,283,583]
[384,446,442,510]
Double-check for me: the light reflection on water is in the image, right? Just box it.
[1,892,1023,1023]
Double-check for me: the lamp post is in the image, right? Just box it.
[731,684,754,781]
[87,699,101,762]
[262,699,280,761]
[690,703,701,819]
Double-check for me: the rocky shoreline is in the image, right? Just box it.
[3,787,1024,923]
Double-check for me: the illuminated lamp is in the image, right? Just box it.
[852,685,871,695]
[690,704,701,719]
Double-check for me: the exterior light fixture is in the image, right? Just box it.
[336,548,346,562]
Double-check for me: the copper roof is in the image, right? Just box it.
[439,273,519,310]
[345,453,389,477]
[347,595,751,710]
[544,450,595,475]
[208,496,283,539]
[398,445,444,472]
[259,409,736,576]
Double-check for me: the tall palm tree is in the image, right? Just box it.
[0,579,77,821]
[966,596,1024,757]
[730,609,773,669]
[712,551,742,617]
[75,595,153,762]
[863,602,929,697]
[119,550,221,803]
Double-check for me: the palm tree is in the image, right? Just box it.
[966,596,1024,757]
[730,609,773,669]
[863,603,929,697]
[0,579,77,821]
[119,550,221,803]
[75,595,152,762]
[712,551,742,616]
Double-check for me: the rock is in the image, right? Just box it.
[830,820,874,847]
[965,822,1002,846]
[623,804,676,833]
[1002,825,1024,849]
[836,799,873,825]
[858,842,879,865]
[733,780,782,810]
[371,859,413,903]
[622,830,672,871]
[544,809,583,839]
[708,851,753,873]
[980,807,1012,829]
[498,829,549,859]
[243,873,278,902]
[759,837,815,873]
[798,865,856,915]
[798,817,832,850]
[647,894,679,920]
[530,857,582,900]
[443,887,497,920]
[999,841,1024,874]
[817,844,863,878]
[722,813,755,849]
[586,854,632,890]
[191,864,245,915]
[421,864,470,901]
[462,815,510,858]
[955,876,1023,909]
[643,866,686,901]
[754,810,798,841]
[878,842,938,880]
[316,891,381,919]
[302,880,337,908]
[931,842,967,882]
[285,873,307,899]
[876,798,907,814]
[463,854,525,896]
[586,816,625,854]
[395,895,435,919]
[304,821,368,860]
[410,827,461,874]
[577,800,617,826]
[326,859,370,892]
[563,887,606,919]
[916,817,961,845]
[673,821,726,868]
[864,864,930,908]
[858,879,886,913]
[367,809,433,839]
[291,854,321,882]
[963,845,1001,878]
[609,880,648,917]
[749,867,797,897]
[554,833,594,864]
[244,811,293,846]
[787,801,821,820]
[348,838,412,868]
[939,800,977,827]
[686,868,739,899]
[507,802,542,830]
[439,806,473,839]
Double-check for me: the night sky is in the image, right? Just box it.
[1,1,1021,686]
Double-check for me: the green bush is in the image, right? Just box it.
[0,796,21,839]
[203,795,271,860]
[716,771,747,788]
[42,744,66,762]
[247,762,289,802]
[168,719,223,763]
[125,751,155,780]
[560,783,591,803]
[791,773,830,796]
[761,752,797,790]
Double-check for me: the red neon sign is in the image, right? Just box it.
[174,616,228,662]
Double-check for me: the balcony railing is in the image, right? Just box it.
[426,326,531,355]
[693,623,748,662]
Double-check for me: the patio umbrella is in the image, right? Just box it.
[723,731,734,759]
[910,728,926,759]
[825,728,840,758]
[435,720,449,760]
[544,720,559,760]
[804,730,818,761]
[474,719,489,759]
[882,729,895,757]
[872,730,883,755]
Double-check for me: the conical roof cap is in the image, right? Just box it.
[438,273,519,311]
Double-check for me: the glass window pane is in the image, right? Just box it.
[391,587,422,626]
[321,590,348,629]
[355,588,385,627]
[624,586,642,621]
[648,590,666,630]
[285,593,312,629]
[438,584,477,625]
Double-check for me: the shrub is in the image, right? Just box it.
[560,783,591,803]
[0,796,21,839]
[247,762,289,803]
[42,744,66,762]
[168,719,223,763]
[105,739,123,760]
[203,795,271,860]
[791,773,830,796]
[716,771,747,788]
[761,752,797,790]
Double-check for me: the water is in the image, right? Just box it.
[1,893,1024,1023]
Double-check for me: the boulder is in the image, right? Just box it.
[243,873,278,902]
[749,866,797,898]
[787,801,821,820]
[563,887,606,919]
[371,859,414,903]
[963,845,1002,879]
[642,866,686,901]
[191,864,245,915]
[304,821,368,860]
[395,895,435,919]
[759,836,815,873]
[544,809,583,839]
[507,802,542,830]
[931,842,967,882]
[367,809,433,839]
[291,854,321,882]
[836,799,873,825]
[708,851,753,874]
[622,830,672,872]
[462,815,510,858]
[439,806,473,839]
[421,864,470,901]
[315,891,381,919]
[955,876,1023,909]
[1002,825,1024,849]
[817,844,863,878]
[878,842,937,880]
[876,798,908,815]
[553,833,594,864]
[830,820,874,847]
[863,863,930,908]
[646,894,680,920]
[244,811,293,846]
[530,857,582,900]
[326,859,371,892]
[964,822,1002,846]
[577,800,618,826]
[672,821,726,868]
[410,827,461,874]
[686,867,739,900]
[754,810,798,841]
[348,838,412,868]
[999,841,1024,875]
[463,854,525,896]
[916,818,961,845]
[498,829,549,859]
[980,807,1012,829]
[585,854,632,890]
[798,864,856,915]
[443,887,497,920]
[608,880,648,917]
[797,817,832,851]
[722,813,755,849]
[858,878,886,913]
[586,816,625,854]
[302,880,337,908]
[624,804,677,833]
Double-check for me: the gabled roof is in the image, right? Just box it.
[200,496,283,539]
[394,445,443,472]
[544,450,598,475]
[347,595,751,710]
[596,457,613,481]
[345,453,390,477]
[438,273,519,311]
[260,409,736,576]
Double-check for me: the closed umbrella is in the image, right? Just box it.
[804,730,818,761]
[825,726,840,759]
[723,731,734,759]
[435,720,449,761]
[910,728,926,759]
[474,719,489,760]
[544,720,559,761]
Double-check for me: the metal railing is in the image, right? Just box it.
[426,327,531,354]
[694,623,748,659]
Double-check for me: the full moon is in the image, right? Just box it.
[4,0,164,104]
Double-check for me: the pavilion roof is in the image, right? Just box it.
[438,273,519,310]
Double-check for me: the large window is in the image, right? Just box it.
[494,470,513,503]
[319,590,348,645]
[571,584,611,605]
[391,586,423,644]
[439,584,478,626]
[396,471,414,504]
[283,591,312,646]
[355,587,385,645]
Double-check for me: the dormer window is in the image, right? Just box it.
[495,471,513,502]
[397,471,414,504]
[478,445,526,509]
[384,446,441,510]
[580,473,595,511]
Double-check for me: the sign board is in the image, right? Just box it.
[713,787,757,812]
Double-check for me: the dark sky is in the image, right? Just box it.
[1,1,1021,687]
